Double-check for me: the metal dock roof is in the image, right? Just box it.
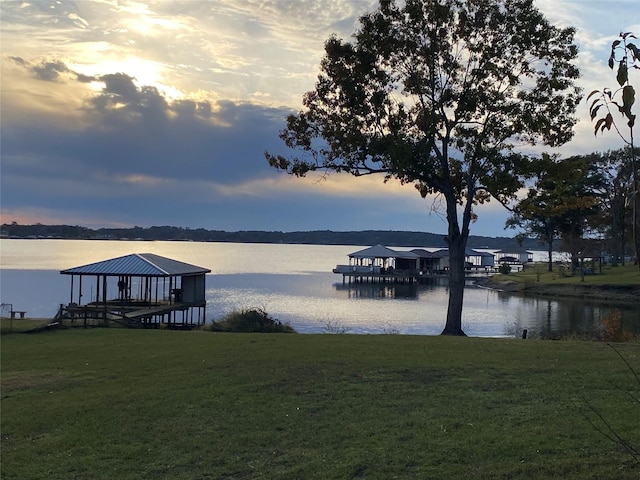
[60,253,211,277]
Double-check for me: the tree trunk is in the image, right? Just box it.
[547,238,554,273]
[441,232,467,336]
[611,194,621,267]
[568,232,580,275]
[620,213,626,266]
[634,159,640,269]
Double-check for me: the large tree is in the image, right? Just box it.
[508,154,608,273]
[506,155,565,273]
[266,0,581,335]
[601,149,637,265]
[552,155,607,272]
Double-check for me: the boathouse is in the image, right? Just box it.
[465,248,496,270]
[57,253,211,328]
[410,249,447,274]
[494,248,533,271]
[333,245,419,282]
[334,245,416,273]
[334,245,498,283]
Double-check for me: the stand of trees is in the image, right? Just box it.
[507,148,639,270]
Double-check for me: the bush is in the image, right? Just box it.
[498,263,512,274]
[205,308,296,333]
[321,319,350,334]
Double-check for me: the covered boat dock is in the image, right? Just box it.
[333,245,423,284]
[333,245,495,284]
[56,253,211,328]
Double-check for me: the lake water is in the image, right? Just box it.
[1,239,638,337]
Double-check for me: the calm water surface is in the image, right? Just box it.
[1,239,637,337]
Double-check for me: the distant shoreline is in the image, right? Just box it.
[0,224,543,251]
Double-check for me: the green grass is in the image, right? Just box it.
[2,330,639,479]
[494,263,640,287]
[0,317,52,334]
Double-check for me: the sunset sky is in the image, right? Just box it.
[1,0,639,237]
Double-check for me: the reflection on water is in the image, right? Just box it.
[334,283,420,300]
[495,293,639,339]
[205,272,639,337]
[332,276,459,300]
[1,239,638,337]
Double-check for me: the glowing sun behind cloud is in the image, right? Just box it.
[73,57,185,101]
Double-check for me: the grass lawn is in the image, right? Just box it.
[494,263,640,288]
[1,318,52,335]
[1,329,639,479]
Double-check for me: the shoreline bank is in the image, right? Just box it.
[474,277,640,305]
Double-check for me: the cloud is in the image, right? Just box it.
[2,58,363,231]
[9,56,94,84]
[7,55,96,84]
[32,59,74,82]
[0,206,132,229]
[1,0,379,109]
[213,171,421,200]
[534,0,638,156]
[3,61,294,182]
[0,0,636,238]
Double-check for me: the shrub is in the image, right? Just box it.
[205,308,296,333]
[321,319,350,334]
[498,263,512,274]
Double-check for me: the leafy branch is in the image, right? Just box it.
[588,31,640,270]
[588,32,638,144]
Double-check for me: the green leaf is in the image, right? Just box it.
[617,60,628,86]
[612,39,621,49]
[587,89,601,101]
[612,100,625,114]
[608,52,615,69]
[594,117,606,135]
[589,103,602,120]
[627,42,640,61]
[622,85,635,112]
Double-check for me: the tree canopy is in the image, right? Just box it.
[266,0,581,335]
[508,154,607,272]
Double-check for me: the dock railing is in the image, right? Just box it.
[333,265,382,274]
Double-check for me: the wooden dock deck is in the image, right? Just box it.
[55,300,206,329]
[334,268,494,285]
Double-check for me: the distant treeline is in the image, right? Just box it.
[0,223,541,250]
[0,223,543,250]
